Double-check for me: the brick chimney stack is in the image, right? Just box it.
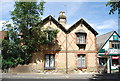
[58,11,66,27]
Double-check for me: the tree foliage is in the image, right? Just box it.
[2,1,59,70]
[106,1,120,14]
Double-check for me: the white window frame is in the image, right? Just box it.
[44,54,55,70]
[77,34,86,44]
[78,54,86,68]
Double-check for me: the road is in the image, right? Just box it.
[2,79,120,81]
[2,79,90,81]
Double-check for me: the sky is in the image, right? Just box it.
[0,0,119,36]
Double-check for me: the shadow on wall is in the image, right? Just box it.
[4,39,62,73]
[31,39,62,64]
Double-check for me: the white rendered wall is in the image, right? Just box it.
[102,32,120,50]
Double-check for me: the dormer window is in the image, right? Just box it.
[44,27,59,44]
[76,34,86,44]
[45,27,54,43]
[75,29,87,50]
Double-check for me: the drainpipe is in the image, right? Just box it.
[66,33,68,74]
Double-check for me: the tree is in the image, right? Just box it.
[106,1,120,35]
[106,1,120,14]
[2,0,59,70]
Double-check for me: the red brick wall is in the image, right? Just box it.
[0,31,7,39]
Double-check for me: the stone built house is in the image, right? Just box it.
[1,11,99,73]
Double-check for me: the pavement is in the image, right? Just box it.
[1,73,120,80]
[1,73,95,79]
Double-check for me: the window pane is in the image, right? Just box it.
[50,55,54,67]
[45,55,49,67]
[112,44,115,48]
[78,55,86,68]
[114,44,118,49]
[78,56,82,67]
[116,44,118,49]
[82,56,86,67]
[45,54,55,68]
[76,34,86,44]
[118,44,120,49]
[77,37,79,44]
[114,44,116,49]
[81,36,82,44]
[117,44,120,49]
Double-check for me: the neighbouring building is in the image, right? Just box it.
[0,31,7,55]
[97,31,120,73]
[4,11,99,73]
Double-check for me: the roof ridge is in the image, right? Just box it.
[42,15,67,33]
[42,15,98,35]
[67,18,98,35]
[97,31,114,37]
[96,31,116,52]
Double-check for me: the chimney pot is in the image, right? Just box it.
[58,11,66,27]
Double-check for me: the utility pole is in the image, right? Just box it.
[66,34,68,74]
[64,4,68,74]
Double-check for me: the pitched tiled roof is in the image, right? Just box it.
[96,31,114,51]
[67,18,98,35]
[42,15,98,35]
[42,15,67,33]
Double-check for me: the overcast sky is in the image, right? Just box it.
[0,0,118,35]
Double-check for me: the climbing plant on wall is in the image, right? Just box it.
[1,0,59,70]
